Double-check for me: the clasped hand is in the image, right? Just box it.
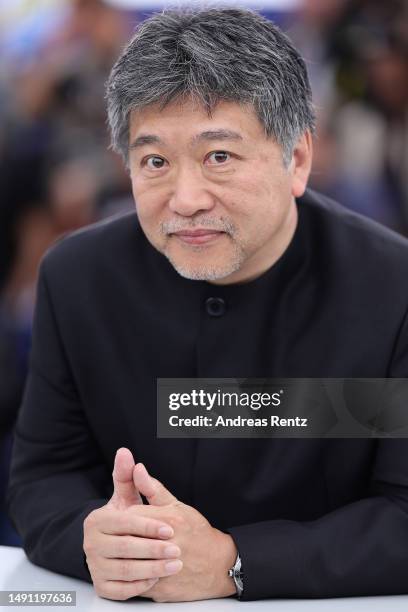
[83,448,237,602]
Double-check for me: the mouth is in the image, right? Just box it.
[171,229,226,245]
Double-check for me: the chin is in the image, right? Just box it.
[166,252,244,282]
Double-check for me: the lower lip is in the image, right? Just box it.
[173,232,225,245]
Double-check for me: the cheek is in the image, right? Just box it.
[221,176,274,219]
[132,180,168,224]
[219,178,259,209]
[225,174,292,238]
[241,170,292,217]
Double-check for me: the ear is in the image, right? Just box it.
[289,131,313,198]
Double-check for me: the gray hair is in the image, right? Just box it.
[106,7,315,167]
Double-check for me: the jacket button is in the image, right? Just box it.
[205,297,226,317]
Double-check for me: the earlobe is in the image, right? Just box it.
[291,131,313,198]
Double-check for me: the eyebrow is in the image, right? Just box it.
[129,129,243,150]
[192,129,243,144]
[129,134,162,149]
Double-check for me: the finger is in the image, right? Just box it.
[133,463,177,506]
[98,534,181,560]
[97,578,158,601]
[97,557,183,581]
[100,510,174,538]
[109,448,143,509]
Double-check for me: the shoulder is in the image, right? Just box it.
[40,211,143,280]
[299,188,408,272]
[298,189,408,323]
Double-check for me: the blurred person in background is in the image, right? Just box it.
[0,152,99,544]
[0,0,133,545]
[291,0,408,233]
[0,0,133,214]
[288,0,349,119]
[334,28,408,232]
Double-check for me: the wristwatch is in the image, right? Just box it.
[228,553,243,598]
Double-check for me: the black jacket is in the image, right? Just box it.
[7,189,408,600]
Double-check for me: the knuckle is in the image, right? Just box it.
[118,560,131,580]
[116,537,130,557]
[147,520,163,539]
[97,582,129,601]
[152,561,164,578]
[156,581,168,596]
[85,559,95,581]
[89,561,104,581]
[134,580,152,596]
[168,513,185,529]
[84,511,96,531]
[116,585,130,601]
[100,585,124,601]
[94,587,103,598]
[137,517,152,538]
[154,542,166,558]
[143,519,157,538]
[152,585,170,603]
[83,538,95,556]
[117,514,131,533]
[94,582,110,599]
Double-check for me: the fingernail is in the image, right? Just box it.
[165,560,183,574]
[158,526,174,538]
[164,545,181,558]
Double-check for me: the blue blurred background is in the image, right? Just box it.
[0,0,407,545]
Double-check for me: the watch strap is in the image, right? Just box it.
[228,552,243,598]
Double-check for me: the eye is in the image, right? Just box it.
[206,151,231,165]
[142,155,167,170]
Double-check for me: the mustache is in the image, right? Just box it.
[160,217,237,236]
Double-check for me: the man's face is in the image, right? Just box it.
[128,99,311,284]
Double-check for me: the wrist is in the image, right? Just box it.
[211,530,238,598]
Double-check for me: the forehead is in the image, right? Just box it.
[129,98,267,146]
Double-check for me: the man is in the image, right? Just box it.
[7,7,408,603]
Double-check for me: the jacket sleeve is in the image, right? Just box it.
[6,258,110,582]
[227,308,408,601]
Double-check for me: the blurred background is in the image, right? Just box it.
[0,0,407,545]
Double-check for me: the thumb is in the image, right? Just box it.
[109,447,143,510]
[133,463,177,506]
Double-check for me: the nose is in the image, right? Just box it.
[168,166,216,216]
